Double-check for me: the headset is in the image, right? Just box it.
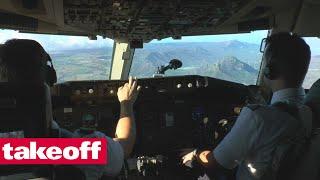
[262,33,299,81]
[45,53,57,87]
[1,40,57,86]
[264,62,280,80]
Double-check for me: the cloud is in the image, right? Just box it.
[304,37,320,56]
[0,29,114,51]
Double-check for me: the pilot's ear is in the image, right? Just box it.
[43,83,52,101]
[44,82,54,128]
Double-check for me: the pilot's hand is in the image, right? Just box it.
[182,149,197,166]
[117,76,141,104]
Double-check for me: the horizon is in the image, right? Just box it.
[0,29,319,55]
[0,29,266,50]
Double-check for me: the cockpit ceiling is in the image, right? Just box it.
[0,0,319,42]
[63,0,255,42]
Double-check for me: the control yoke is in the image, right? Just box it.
[156,59,183,75]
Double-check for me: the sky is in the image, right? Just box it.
[0,29,114,51]
[0,29,319,55]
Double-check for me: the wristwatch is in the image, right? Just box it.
[192,149,199,160]
[191,149,205,173]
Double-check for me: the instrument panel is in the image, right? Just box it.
[52,75,249,155]
[52,75,210,98]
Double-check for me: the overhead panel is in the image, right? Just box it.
[1,0,301,41]
[63,0,251,42]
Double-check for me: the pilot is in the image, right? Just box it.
[0,39,140,179]
[182,32,312,179]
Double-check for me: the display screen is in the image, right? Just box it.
[81,113,98,130]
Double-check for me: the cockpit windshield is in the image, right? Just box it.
[0,30,114,83]
[130,30,268,85]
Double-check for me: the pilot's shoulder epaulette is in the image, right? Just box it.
[246,104,262,111]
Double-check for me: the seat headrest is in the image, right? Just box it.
[305,79,320,129]
[0,82,50,137]
[0,82,52,176]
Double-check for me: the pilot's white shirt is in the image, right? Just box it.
[48,81,123,180]
[213,88,312,180]
[51,122,124,180]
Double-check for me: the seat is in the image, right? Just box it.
[291,129,320,180]
[288,79,320,180]
[305,79,320,128]
[0,82,50,177]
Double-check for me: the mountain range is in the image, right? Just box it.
[49,40,319,87]
[130,40,261,84]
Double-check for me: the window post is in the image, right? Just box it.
[109,41,135,80]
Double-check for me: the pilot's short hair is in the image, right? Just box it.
[0,39,47,83]
[266,32,311,85]
[0,44,7,81]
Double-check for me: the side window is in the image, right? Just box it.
[0,29,114,83]
[303,37,320,88]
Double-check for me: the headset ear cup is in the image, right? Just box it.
[45,53,57,86]
[46,65,57,87]
[51,67,57,85]
[264,66,270,79]
[264,65,275,80]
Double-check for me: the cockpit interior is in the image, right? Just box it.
[0,0,320,179]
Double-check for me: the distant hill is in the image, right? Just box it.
[130,40,261,84]
[201,56,258,85]
[134,40,262,68]
[50,47,113,82]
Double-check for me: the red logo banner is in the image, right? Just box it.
[0,138,107,164]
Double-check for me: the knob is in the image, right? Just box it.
[187,83,193,88]
[88,89,94,94]
[110,90,115,94]
[203,117,209,124]
[74,90,81,95]
[176,83,182,88]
